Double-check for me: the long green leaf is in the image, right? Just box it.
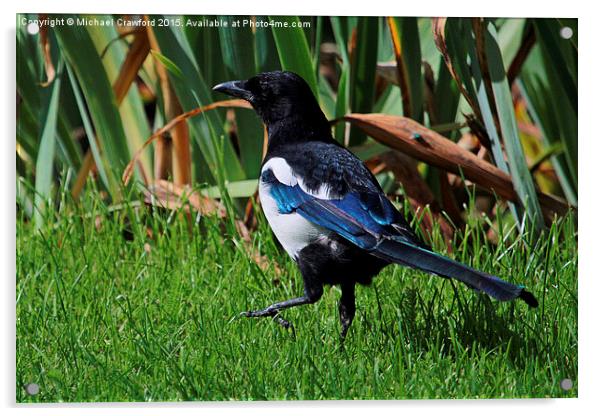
[65,62,111,191]
[152,19,245,182]
[269,16,319,99]
[86,21,152,180]
[254,16,281,73]
[186,15,226,96]
[529,19,577,190]
[318,73,336,120]
[519,45,577,204]
[496,18,528,69]
[34,59,64,227]
[349,16,379,146]
[533,19,577,113]
[150,50,184,79]
[483,19,544,229]
[201,179,258,199]
[312,16,324,79]
[432,56,461,126]
[334,67,349,144]
[451,18,522,224]
[55,22,130,198]
[218,17,264,177]
[389,17,424,122]
[330,16,351,68]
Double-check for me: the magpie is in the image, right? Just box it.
[213,71,538,339]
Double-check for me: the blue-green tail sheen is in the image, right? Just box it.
[372,238,538,307]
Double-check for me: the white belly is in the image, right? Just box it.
[259,180,325,260]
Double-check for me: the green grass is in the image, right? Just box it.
[16,189,577,402]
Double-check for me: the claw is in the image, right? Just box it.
[240,308,295,333]
[272,315,293,329]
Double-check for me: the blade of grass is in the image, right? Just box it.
[318,73,336,120]
[330,16,351,68]
[149,50,184,80]
[432,56,460,125]
[506,21,535,85]
[185,15,222,95]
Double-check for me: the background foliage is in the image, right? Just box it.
[17,15,577,238]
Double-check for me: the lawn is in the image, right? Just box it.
[16,191,578,402]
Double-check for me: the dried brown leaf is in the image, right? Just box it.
[507,23,535,86]
[342,113,571,220]
[144,179,225,217]
[38,14,56,87]
[71,151,95,200]
[153,132,172,180]
[113,28,150,103]
[146,23,191,185]
[380,151,455,250]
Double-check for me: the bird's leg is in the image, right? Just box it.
[338,283,356,341]
[242,269,323,329]
[243,296,315,318]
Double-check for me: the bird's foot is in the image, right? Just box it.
[340,327,349,342]
[240,308,295,332]
[272,315,295,332]
[338,323,352,348]
[240,306,278,318]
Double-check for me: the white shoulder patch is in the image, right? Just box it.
[262,157,297,186]
[297,180,332,200]
[261,156,334,200]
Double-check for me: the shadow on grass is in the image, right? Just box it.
[360,282,544,369]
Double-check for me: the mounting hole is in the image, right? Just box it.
[25,383,40,396]
[560,378,573,391]
[26,22,40,35]
[560,26,573,40]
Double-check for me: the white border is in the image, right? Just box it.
[3,1,597,415]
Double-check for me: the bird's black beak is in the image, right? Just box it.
[212,80,251,100]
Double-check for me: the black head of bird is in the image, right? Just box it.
[213,70,537,341]
[213,71,330,139]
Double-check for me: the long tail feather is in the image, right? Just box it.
[372,238,538,307]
